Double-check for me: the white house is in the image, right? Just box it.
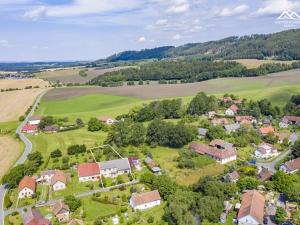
[255,143,278,159]
[51,170,67,191]
[225,104,239,116]
[100,158,131,178]
[28,115,42,125]
[53,201,70,222]
[130,190,161,211]
[77,163,101,182]
[18,176,36,199]
[237,190,265,225]
[280,157,300,174]
[38,170,56,184]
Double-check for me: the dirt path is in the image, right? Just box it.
[0,136,22,178]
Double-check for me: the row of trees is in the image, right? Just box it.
[284,95,300,115]
[89,59,300,86]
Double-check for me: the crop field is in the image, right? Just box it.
[0,78,50,122]
[232,59,295,69]
[0,136,22,178]
[35,66,133,84]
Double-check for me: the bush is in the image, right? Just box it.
[88,118,103,132]
[147,216,154,223]
[50,149,62,158]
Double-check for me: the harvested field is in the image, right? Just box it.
[43,69,300,106]
[35,66,133,84]
[0,79,50,122]
[233,59,294,69]
[0,136,22,178]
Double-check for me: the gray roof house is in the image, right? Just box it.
[198,128,208,137]
[224,123,240,132]
[100,158,131,178]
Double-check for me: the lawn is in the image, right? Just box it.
[149,146,225,185]
[35,93,142,122]
[27,128,107,168]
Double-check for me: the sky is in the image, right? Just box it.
[0,0,300,61]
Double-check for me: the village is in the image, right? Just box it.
[3,93,300,225]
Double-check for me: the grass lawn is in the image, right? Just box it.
[0,120,19,135]
[35,93,142,122]
[27,128,107,168]
[5,213,22,225]
[149,146,225,185]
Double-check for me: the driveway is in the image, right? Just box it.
[0,91,46,225]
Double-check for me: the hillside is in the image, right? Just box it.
[102,29,300,62]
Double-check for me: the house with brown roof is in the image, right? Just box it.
[51,170,67,191]
[276,132,290,144]
[77,163,101,182]
[237,190,265,225]
[225,104,239,116]
[38,170,56,184]
[189,140,237,164]
[257,167,273,182]
[18,176,36,199]
[259,126,275,135]
[23,208,51,225]
[28,115,42,125]
[255,143,278,159]
[52,201,70,222]
[68,219,84,225]
[279,116,300,128]
[280,157,300,174]
[211,118,229,126]
[223,171,240,183]
[235,116,256,124]
[43,125,59,133]
[130,190,161,211]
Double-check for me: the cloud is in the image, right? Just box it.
[166,0,189,14]
[24,6,46,20]
[156,19,168,25]
[256,0,300,15]
[0,39,10,47]
[31,45,49,50]
[23,0,142,19]
[172,34,182,40]
[137,36,146,42]
[219,4,249,17]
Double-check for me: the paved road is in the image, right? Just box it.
[256,149,291,173]
[4,180,138,216]
[0,91,46,225]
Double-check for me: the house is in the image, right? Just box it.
[52,201,70,222]
[259,126,275,135]
[98,116,115,125]
[262,118,271,126]
[223,171,240,183]
[198,128,207,138]
[235,116,256,124]
[51,170,67,191]
[18,176,36,199]
[237,190,265,225]
[211,118,229,126]
[189,140,237,164]
[100,158,131,178]
[77,163,101,182]
[280,157,300,174]
[290,133,298,144]
[130,190,161,211]
[22,124,38,134]
[68,219,84,225]
[220,96,232,103]
[279,116,300,128]
[23,208,51,225]
[224,123,240,133]
[225,104,238,116]
[276,132,290,144]
[28,115,42,125]
[112,215,119,225]
[257,167,273,182]
[38,170,56,184]
[128,157,142,171]
[255,143,278,159]
[43,125,59,133]
[145,157,161,174]
[207,111,216,119]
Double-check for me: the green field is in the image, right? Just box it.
[35,93,142,122]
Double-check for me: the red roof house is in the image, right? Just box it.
[19,176,36,192]
[259,126,275,135]
[22,124,38,133]
[23,208,51,225]
[77,163,101,182]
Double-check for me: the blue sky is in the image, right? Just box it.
[0,0,300,61]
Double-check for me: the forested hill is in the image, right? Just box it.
[101,29,300,62]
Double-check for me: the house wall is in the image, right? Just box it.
[28,120,40,125]
[218,155,237,164]
[79,175,100,182]
[101,168,130,178]
[19,187,34,198]
[53,181,66,191]
[225,109,235,116]
[130,199,161,211]
[238,215,259,225]
[56,211,69,222]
